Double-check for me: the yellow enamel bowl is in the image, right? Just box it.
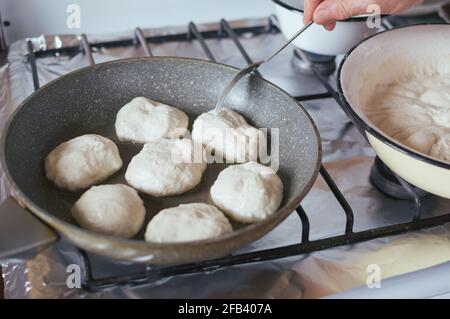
[338,24,450,199]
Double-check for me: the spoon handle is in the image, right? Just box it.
[214,21,313,114]
[263,21,313,65]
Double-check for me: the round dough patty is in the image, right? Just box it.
[145,203,232,243]
[45,134,122,191]
[115,97,189,144]
[210,162,283,223]
[192,108,267,163]
[125,139,207,197]
[72,184,146,238]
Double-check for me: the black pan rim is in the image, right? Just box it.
[337,23,450,171]
[272,0,388,22]
[1,56,322,253]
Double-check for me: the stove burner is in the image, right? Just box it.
[370,157,428,200]
[291,49,336,76]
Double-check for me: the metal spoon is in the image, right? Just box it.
[214,21,313,114]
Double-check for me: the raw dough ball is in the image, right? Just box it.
[72,184,146,238]
[125,139,207,197]
[45,134,122,191]
[210,162,283,223]
[192,108,267,163]
[115,97,189,144]
[145,203,232,243]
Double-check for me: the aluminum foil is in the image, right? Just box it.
[2,18,450,299]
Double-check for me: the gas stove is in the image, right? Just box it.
[1,12,450,298]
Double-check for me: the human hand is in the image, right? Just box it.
[304,0,424,30]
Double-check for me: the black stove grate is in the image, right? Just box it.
[25,17,450,292]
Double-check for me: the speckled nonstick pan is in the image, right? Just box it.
[0,57,321,264]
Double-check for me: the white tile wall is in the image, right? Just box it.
[0,0,275,45]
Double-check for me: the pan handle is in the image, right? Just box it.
[0,197,58,261]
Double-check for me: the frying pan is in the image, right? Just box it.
[338,24,450,199]
[0,57,321,264]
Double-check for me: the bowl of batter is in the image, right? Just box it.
[338,24,450,199]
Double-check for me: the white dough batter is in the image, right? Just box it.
[45,134,122,191]
[364,72,450,163]
[192,108,267,163]
[145,203,232,243]
[125,139,207,197]
[72,184,146,238]
[115,97,189,144]
[210,162,283,223]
